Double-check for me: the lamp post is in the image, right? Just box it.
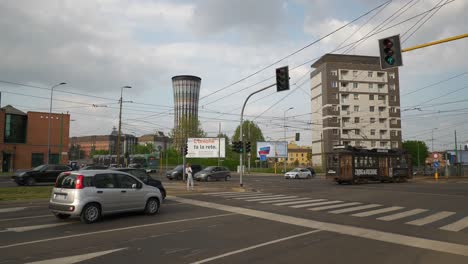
[47,82,67,164]
[283,107,294,173]
[116,86,132,167]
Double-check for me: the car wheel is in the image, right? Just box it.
[80,203,101,224]
[225,175,230,181]
[206,176,212,182]
[295,175,299,179]
[144,198,160,215]
[55,213,70,220]
[26,177,36,186]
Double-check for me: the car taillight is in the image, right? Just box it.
[75,175,84,189]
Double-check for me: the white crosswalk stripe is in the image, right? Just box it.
[260,197,311,204]
[274,199,326,206]
[308,202,362,211]
[352,206,404,217]
[406,211,456,226]
[290,201,343,209]
[377,209,428,221]
[329,204,382,214]
[439,216,468,232]
[209,193,269,197]
[245,196,296,202]
[234,195,285,200]
[203,192,238,195]
[218,194,273,198]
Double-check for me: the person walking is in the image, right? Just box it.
[186,163,194,191]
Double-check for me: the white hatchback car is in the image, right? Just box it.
[285,168,312,179]
[49,170,162,223]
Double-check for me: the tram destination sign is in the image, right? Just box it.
[355,168,378,176]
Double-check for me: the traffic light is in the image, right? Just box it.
[378,35,403,70]
[295,133,300,141]
[238,141,244,153]
[183,144,188,156]
[245,141,251,153]
[276,66,290,92]
[231,141,239,153]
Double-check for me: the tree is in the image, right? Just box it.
[91,149,110,156]
[170,116,206,153]
[232,120,265,164]
[134,143,155,154]
[68,144,85,160]
[402,140,428,166]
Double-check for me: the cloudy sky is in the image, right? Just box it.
[0,0,467,150]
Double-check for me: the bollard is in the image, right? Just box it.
[434,172,439,180]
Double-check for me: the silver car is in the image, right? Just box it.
[49,170,162,224]
[285,168,312,179]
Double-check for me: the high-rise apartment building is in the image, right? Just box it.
[310,54,402,167]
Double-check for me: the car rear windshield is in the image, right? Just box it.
[56,174,93,188]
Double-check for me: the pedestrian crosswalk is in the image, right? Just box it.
[202,192,468,233]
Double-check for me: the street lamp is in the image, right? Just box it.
[116,86,132,167]
[47,82,67,164]
[284,107,294,173]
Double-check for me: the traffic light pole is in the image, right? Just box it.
[240,83,276,187]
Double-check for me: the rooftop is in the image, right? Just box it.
[311,53,380,68]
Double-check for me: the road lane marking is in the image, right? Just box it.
[440,216,468,232]
[234,195,285,200]
[26,248,127,264]
[191,230,322,264]
[245,196,297,202]
[260,197,311,204]
[0,223,73,233]
[172,196,468,257]
[329,204,382,214]
[406,211,456,226]
[274,199,326,206]
[202,192,239,195]
[352,206,404,217]
[290,201,342,209]
[308,202,362,211]
[0,213,235,249]
[218,193,273,198]
[377,209,428,221]
[0,215,52,222]
[209,193,269,197]
[0,207,27,213]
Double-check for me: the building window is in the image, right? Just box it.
[371,141,376,147]
[343,129,349,135]
[31,153,44,167]
[390,107,397,113]
[379,118,387,124]
[368,71,373,77]
[370,118,376,123]
[4,114,27,143]
[369,83,373,89]
[391,95,397,102]
[390,130,397,137]
[380,130,387,135]
[341,94,348,100]
[353,70,358,77]
[369,94,374,100]
[331,81,338,88]
[380,141,388,147]
[341,82,348,87]
[354,105,359,112]
[343,141,350,147]
[355,129,360,135]
[332,129,338,135]
[353,83,358,89]
[391,142,398,148]
[341,70,348,75]
[378,84,385,89]
[331,70,337,76]
[391,119,398,125]
[379,107,386,112]
[389,73,395,79]
[354,94,359,100]
[378,95,386,100]
[370,129,376,136]
[342,105,350,111]
[354,117,360,123]
[389,84,395,90]
[369,106,375,112]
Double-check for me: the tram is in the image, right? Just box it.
[326,146,412,184]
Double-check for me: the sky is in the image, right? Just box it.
[0,0,467,151]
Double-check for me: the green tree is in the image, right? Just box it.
[170,116,206,153]
[134,143,155,154]
[91,149,110,156]
[232,120,265,164]
[402,140,428,166]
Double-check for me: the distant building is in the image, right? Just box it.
[0,105,70,171]
[138,131,171,151]
[70,127,137,159]
[310,54,402,168]
[278,142,311,166]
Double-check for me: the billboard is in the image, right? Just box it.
[187,138,225,158]
[256,141,288,158]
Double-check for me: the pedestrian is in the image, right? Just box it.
[186,163,194,191]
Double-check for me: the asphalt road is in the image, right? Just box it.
[1,175,468,263]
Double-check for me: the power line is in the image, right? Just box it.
[401,0,446,43]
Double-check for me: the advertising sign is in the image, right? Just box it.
[256,141,288,158]
[187,138,225,158]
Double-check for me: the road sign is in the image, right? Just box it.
[433,161,440,168]
[433,153,439,159]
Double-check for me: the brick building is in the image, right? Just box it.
[0,105,70,172]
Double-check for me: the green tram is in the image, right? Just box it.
[326,146,412,184]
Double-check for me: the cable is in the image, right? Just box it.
[401,0,446,42]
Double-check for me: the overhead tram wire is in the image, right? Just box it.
[401,0,446,43]
[198,0,392,103]
[401,71,468,96]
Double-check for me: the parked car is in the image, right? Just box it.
[305,167,316,177]
[194,166,231,181]
[49,170,162,223]
[284,168,312,179]
[166,164,202,180]
[111,168,166,199]
[81,165,109,170]
[12,164,72,186]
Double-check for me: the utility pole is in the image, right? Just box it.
[218,123,221,166]
[59,113,64,164]
[117,86,131,167]
[455,130,458,176]
[47,82,67,164]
